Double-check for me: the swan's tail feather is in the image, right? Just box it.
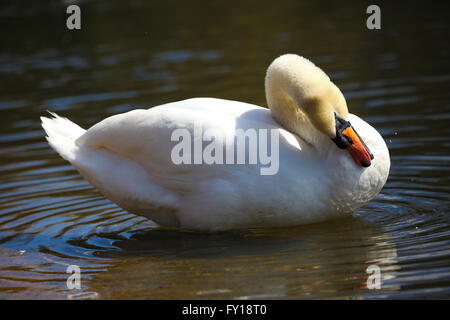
[41,112,86,162]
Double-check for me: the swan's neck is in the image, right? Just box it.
[264,58,328,148]
[265,80,317,147]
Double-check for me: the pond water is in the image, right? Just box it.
[0,0,449,299]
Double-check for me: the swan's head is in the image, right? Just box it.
[265,54,374,167]
[331,112,374,167]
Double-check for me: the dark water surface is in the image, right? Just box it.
[0,0,449,299]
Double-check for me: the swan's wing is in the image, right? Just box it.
[51,97,339,230]
[76,98,274,190]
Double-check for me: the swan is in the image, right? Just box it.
[41,54,390,231]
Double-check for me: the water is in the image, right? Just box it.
[1,0,449,299]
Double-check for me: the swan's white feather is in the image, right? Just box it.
[41,97,390,231]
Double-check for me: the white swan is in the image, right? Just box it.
[41,54,390,231]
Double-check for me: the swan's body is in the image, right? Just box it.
[41,54,390,231]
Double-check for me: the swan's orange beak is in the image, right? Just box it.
[341,126,373,167]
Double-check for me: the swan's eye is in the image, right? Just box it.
[331,113,351,149]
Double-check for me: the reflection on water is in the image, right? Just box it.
[89,218,400,299]
[0,0,449,299]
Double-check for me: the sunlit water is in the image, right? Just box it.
[0,1,449,299]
